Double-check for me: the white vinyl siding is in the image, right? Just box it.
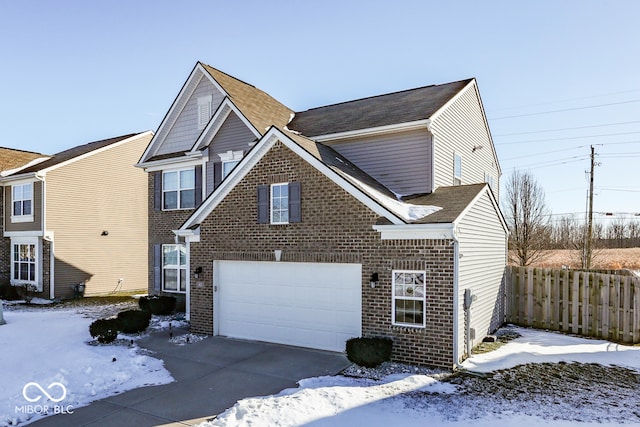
[325,128,433,196]
[455,190,507,360]
[155,76,225,156]
[430,83,500,197]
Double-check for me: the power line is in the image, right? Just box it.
[489,99,640,120]
[496,131,640,145]
[493,120,640,137]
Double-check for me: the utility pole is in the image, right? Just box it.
[585,145,595,270]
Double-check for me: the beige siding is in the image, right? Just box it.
[455,189,507,359]
[430,84,500,199]
[4,181,43,232]
[325,128,433,196]
[156,77,225,156]
[45,133,151,298]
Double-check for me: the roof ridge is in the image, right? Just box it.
[0,146,48,156]
[295,78,474,113]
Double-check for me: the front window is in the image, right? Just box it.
[12,183,33,221]
[162,244,187,292]
[11,240,40,290]
[222,160,240,178]
[271,183,289,224]
[163,169,195,210]
[392,270,426,327]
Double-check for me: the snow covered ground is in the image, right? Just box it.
[0,301,174,426]
[4,299,640,427]
[203,326,640,427]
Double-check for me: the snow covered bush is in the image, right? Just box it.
[89,318,119,343]
[346,337,393,368]
[117,309,151,334]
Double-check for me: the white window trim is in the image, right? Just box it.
[270,183,289,225]
[218,150,244,179]
[453,153,462,186]
[392,270,426,328]
[161,244,187,294]
[162,168,195,211]
[10,237,41,291]
[11,182,34,223]
[197,95,213,130]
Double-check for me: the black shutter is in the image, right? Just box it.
[257,185,270,223]
[288,182,301,223]
[153,244,161,292]
[213,162,222,190]
[154,172,162,211]
[194,165,202,205]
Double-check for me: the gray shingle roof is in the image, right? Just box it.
[15,133,140,175]
[287,79,473,137]
[406,183,487,224]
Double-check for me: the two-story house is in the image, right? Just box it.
[137,62,507,368]
[2,132,153,299]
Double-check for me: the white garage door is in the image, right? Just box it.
[215,261,362,352]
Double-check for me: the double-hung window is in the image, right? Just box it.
[271,183,289,224]
[12,183,33,222]
[163,169,195,210]
[162,244,186,292]
[392,270,426,327]
[11,238,40,290]
[218,150,244,179]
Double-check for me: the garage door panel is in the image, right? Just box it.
[216,261,361,352]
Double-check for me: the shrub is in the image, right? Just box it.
[0,284,20,301]
[117,309,151,334]
[89,318,120,344]
[139,295,176,315]
[346,337,393,368]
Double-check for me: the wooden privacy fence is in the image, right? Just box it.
[505,266,640,343]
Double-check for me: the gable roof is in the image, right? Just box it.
[287,79,473,137]
[14,132,149,175]
[0,147,49,176]
[404,184,488,224]
[201,64,293,135]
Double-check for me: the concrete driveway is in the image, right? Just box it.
[32,327,350,427]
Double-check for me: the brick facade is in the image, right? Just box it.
[188,140,456,368]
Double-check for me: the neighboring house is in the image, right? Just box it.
[1,132,153,299]
[137,62,507,368]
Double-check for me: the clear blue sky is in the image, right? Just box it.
[1,0,638,225]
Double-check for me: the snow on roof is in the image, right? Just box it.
[344,173,441,222]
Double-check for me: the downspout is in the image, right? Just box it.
[452,229,463,369]
[34,174,53,299]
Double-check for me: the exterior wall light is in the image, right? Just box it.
[370,272,379,288]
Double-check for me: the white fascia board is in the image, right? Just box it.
[452,184,509,234]
[372,223,455,240]
[4,230,45,238]
[174,227,200,243]
[137,154,203,172]
[471,81,502,176]
[312,120,430,143]
[0,172,43,185]
[40,131,154,175]
[428,79,476,123]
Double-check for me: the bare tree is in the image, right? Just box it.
[503,170,550,266]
